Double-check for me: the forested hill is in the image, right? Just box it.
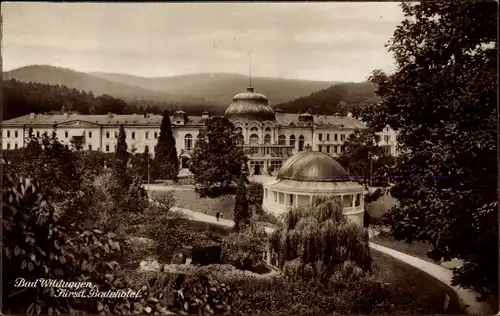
[275,81,380,115]
[1,79,217,121]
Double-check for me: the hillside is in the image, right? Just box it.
[3,65,204,104]
[275,81,380,115]
[92,72,336,106]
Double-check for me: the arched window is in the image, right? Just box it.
[289,135,296,146]
[298,135,305,151]
[265,127,272,132]
[264,134,271,144]
[249,134,259,144]
[185,134,193,150]
[250,127,258,132]
[278,135,286,145]
[236,127,243,134]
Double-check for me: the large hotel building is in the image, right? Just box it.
[1,86,397,175]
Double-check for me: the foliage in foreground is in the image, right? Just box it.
[270,196,372,278]
[361,1,498,300]
[221,225,268,271]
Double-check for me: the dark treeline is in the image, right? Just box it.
[2,79,224,120]
[275,81,380,115]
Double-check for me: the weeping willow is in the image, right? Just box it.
[270,196,371,279]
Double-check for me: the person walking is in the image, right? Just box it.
[216,212,220,221]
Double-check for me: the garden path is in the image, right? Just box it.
[170,206,493,315]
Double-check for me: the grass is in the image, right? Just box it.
[370,249,462,313]
[372,233,436,263]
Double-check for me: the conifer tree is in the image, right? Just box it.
[153,110,179,181]
[112,125,129,188]
[233,173,250,232]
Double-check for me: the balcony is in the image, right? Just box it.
[239,144,295,159]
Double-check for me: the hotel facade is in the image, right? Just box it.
[1,86,398,175]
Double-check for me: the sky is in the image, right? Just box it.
[2,2,404,82]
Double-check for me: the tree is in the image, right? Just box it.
[233,174,250,231]
[112,125,129,188]
[337,129,390,185]
[152,111,179,181]
[269,197,371,278]
[189,116,247,196]
[362,2,497,301]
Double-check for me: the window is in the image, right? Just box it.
[341,134,345,141]
[318,133,322,141]
[334,134,338,141]
[289,135,296,146]
[278,135,286,145]
[289,194,294,205]
[15,131,18,138]
[326,134,330,141]
[154,132,158,139]
[36,131,40,137]
[236,127,243,134]
[298,135,305,151]
[106,132,110,139]
[7,143,10,149]
[14,143,18,149]
[265,127,271,132]
[145,132,149,139]
[114,132,118,138]
[7,131,10,137]
[340,145,345,153]
[88,131,92,138]
[355,194,361,207]
[65,131,69,138]
[384,135,390,143]
[264,134,271,144]
[185,134,193,150]
[318,145,322,152]
[334,146,338,154]
[105,145,110,152]
[249,134,259,144]
[131,132,136,139]
[326,145,330,153]
[145,145,149,153]
[88,144,92,151]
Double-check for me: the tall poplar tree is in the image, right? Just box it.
[153,110,179,181]
[233,173,250,232]
[112,125,129,188]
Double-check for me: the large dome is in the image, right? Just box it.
[277,151,350,182]
[225,87,276,121]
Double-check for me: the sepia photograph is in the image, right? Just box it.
[1,1,498,315]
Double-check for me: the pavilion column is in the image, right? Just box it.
[310,195,313,204]
[295,194,298,207]
[352,194,355,208]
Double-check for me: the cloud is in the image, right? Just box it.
[1,2,403,81]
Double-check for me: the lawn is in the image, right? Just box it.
[372,233,436,263]
[370,249,462,313]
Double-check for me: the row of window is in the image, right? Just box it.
[318,133,347,142]
[4,143,19,149]
[4,131,19,138]
[317,144,345,154]
[269,191,362,207]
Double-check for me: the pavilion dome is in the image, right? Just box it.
[225,87,276,121]
[277,151,350,182]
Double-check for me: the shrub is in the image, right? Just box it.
[246,181,264,206]
[221,225,268,271]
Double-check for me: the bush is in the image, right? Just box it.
[246,181,264,206]
[221,225,268,271]
[365,188,383,203]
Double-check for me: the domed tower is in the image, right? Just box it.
[225,87,276,122]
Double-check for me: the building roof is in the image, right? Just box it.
[275,113,366,129]
[225,87,276,122]
[277,151,350,182]
[2,114,206,127]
